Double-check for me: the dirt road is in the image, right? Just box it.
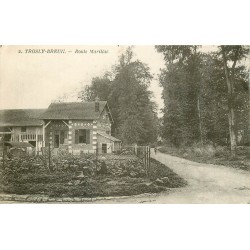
[95,150,250,204]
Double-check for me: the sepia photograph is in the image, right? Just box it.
[0,45,249,204]
[1,1,250,250]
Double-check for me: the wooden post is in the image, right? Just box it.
[96,143,98,175]
[35,130,38,155]
[48,143,51,171]
[145,146,148,177]
[2,137,5,169]
[42,123,45,148]
[148,146,151,176]
[146,146,149,176]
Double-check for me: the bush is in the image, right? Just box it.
[214,146,229,157]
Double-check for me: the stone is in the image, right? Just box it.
[3,197,12,201]
[130,171,137,178]
[161,177,170,183]
[63,198,73,202]
[26,197,34,202]
[74,180,81,185]
[17,196,27,202]
[73,197,82,202]
[155,178,164,185]
[36,197,42,202]
[48,198,56,202]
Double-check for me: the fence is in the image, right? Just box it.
[122,145,151,176]
[134,145,151,176]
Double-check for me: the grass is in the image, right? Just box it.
[158,145,250,171]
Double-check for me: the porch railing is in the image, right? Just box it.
[12,134,43,142]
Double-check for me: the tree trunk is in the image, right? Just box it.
[197,94,203,146]
[221,47,237,157]
[228,100,237,157]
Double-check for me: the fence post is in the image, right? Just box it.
[145,146,148,177]
[146,146,148,176]
[2,138,5,169]
[48,143,51,171]
[148,146,150,176]
[96,144,98,175]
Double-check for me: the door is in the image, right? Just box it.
[54,134,59,148]
[60,131,65,144]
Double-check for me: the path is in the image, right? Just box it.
[95,150,250,204]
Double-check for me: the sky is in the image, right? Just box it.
[0,45,165,113]
[1,45,248,116]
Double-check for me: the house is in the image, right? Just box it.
[0,100,121,155]
[40,100,121,154]
[0,109,45,154]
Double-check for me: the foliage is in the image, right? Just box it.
[0,153,187,197]
[158,47,202,146]
[156,45,249,150]
[78,47,158,145]
[158,145,250,171]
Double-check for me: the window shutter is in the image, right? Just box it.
[75,130,79,144]
[86,130,90,144]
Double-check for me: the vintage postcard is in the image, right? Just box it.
[0,45,249,204]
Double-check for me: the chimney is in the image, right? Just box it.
[95,97,100,112]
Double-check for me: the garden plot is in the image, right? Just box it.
[0,153,187,198]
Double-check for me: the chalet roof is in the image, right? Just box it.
[0,109,45,127]
[40,101,111,121]
[98,132,121,142]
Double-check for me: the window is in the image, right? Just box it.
[75,129,90,144]
[21,127,27,132]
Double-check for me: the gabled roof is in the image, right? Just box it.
[98,132,121,142]
[0,109,45,127]
[40,101,111,121]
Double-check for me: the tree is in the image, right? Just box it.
[156,46,203,146]
[78,73,112,102]
[219,45,249,157]
[156,45,249,154]
[78,47,158,145]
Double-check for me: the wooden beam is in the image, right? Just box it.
[62,120,69,127]
[42,123,45,147]
[44,120,52,128]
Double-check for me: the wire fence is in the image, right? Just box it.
[1,141,152,176]
[122,145,151,176]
